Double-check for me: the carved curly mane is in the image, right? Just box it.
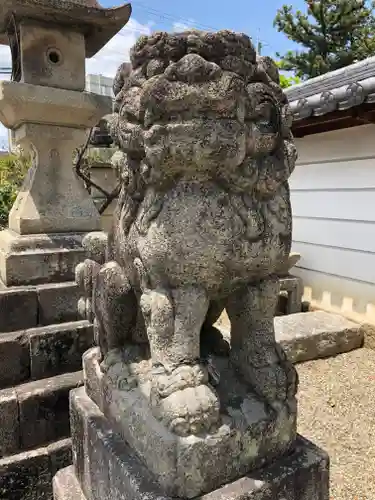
[108,31,297,240]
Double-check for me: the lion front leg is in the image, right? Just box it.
[140,285,221,436]
[226,277,298,412]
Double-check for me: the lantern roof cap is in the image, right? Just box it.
[0,0,132,58]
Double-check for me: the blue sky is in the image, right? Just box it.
[0,0,306,144]
[102,0,303,58]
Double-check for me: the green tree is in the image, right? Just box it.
[276,62,301,88]
[274,0,375,80]
[0,154,29,228]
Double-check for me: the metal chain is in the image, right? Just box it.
[73,128,121,215]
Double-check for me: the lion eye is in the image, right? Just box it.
[256,103,279,134]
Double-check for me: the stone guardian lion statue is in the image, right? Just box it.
[76,30,298,438]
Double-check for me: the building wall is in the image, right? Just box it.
[85,74,113,98]
[290,123,375,322]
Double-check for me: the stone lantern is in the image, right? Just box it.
[0,0,131,287]
[0,5,131,497]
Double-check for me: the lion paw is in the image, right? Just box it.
[152,363,209,398]
[150,364,221,436]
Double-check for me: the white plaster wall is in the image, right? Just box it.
[290,123,375,320]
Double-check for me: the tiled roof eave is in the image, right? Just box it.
[288,76,375,122]
[284,57,375,122]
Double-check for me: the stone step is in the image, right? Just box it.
[0,321,93,389]
[218,310,365,364]
[0,281,80,333]
[274,311,365,363]
[0,371,83,458]
[0,437,72,500]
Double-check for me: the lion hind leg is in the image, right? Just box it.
[93,261,138,359]
[226,277,298,411]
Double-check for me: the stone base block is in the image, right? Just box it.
[54,431,328,500]
[81,350,297,498]
[0,371,83,457]
[36,282,80,325]
[279,275,303,314]
[0,284,38,332]
[0,321,92,389]
[0,229,87,287]
[0,437,72,500]
[0,280,80,333]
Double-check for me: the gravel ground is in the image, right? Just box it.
[297,348,375,500]
[215,313,375,497]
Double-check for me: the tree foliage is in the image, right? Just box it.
[279,73,301,88]
[274,0,375,79]
[0,154,29,228]
[276,62,302,88]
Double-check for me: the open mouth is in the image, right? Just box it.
[142,118,247,171]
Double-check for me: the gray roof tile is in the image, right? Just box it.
[284,57,375,121]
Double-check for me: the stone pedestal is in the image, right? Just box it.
[55,441,328,500]
[279,275,303,315]
[53,380,329,500]
[0,81,110,286]
[52,348,329,500]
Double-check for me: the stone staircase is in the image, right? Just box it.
[0,281,93,500]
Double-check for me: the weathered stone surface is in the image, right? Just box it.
[37,282,80,325]
[79,29,298,448]
[0,80,110,131]
[0,286,37,332]
[29,321,93,379]
[0,446,52,500]
[82,354,296,498]
[279,275,303,314]
[70,386,102,500]
[81,232,107,264]
[19,22,86,91]
[0,0,132,59]
[274,311,364,363]
[82,348,104,409]
[16,371,83,450]
[89,164,118,200]
[362,322,375,350]
[0,437,72,500]
[53,432,328,500]
[0,330,30,388]
[200,436,329,500]
[48,439,72,477]
[0,321,91,387]
[0,388,20,458]
[0,230,87,287]
[53,466,87,500]
[86,410,112,500]
[276,252,301,277]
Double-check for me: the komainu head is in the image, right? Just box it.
[108,30,297,198]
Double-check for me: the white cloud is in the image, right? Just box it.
[172,21,197,32]
[86,18,152,77]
